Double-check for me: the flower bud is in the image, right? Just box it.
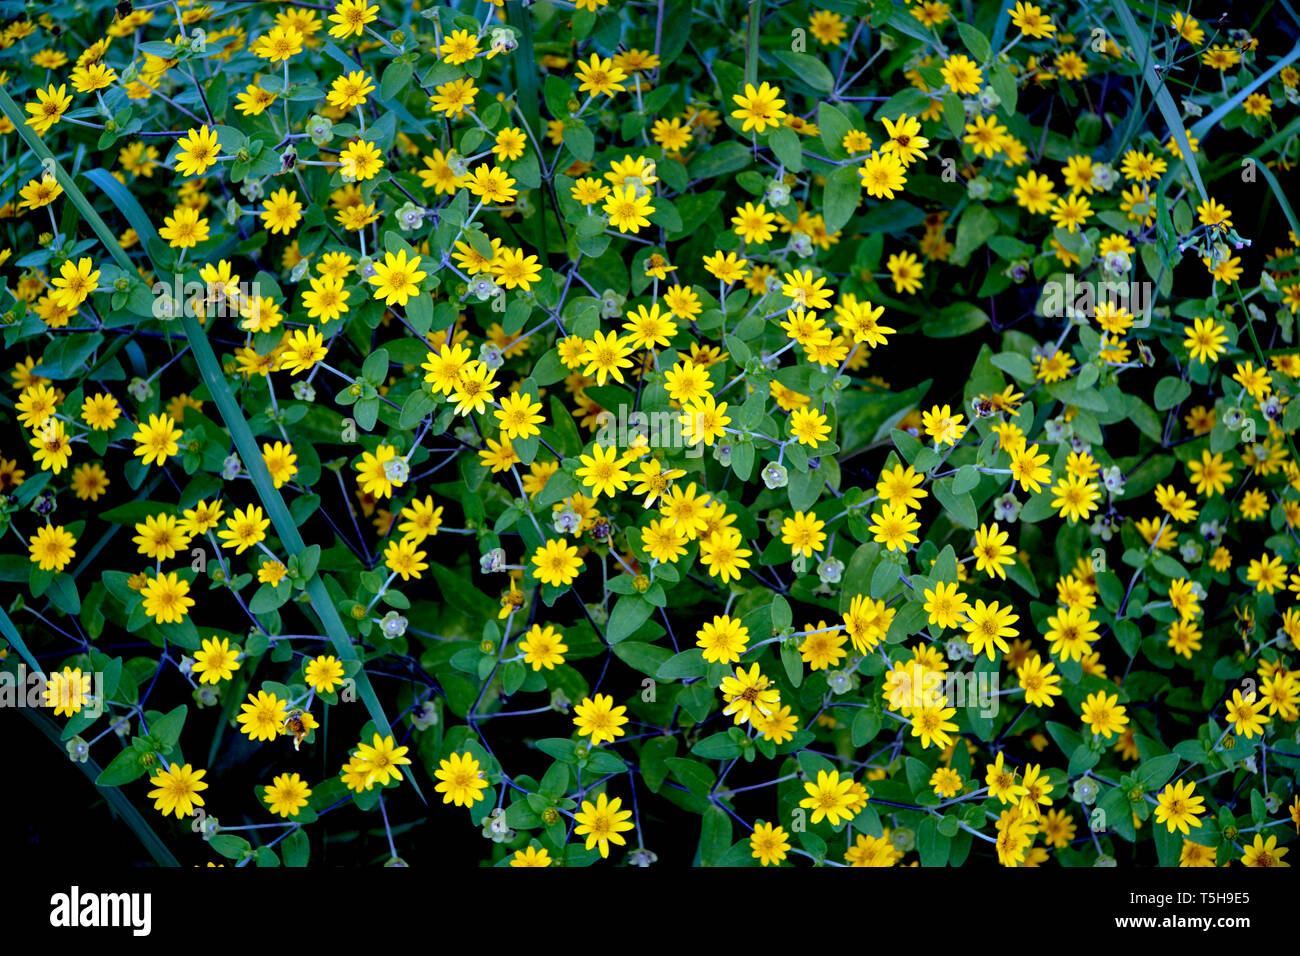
[380,610,408,639]
[128,376,154,402]
[396,201,426,232]
[383,456,410,485]
[762,462,789,489]
[818,557,844,585]
[308,114,334,146]
[826,670,853,695]
[66,736,90,763]
[1073,777,1099,805]
[993,492,1021,523]
[478,342,504,370]
[490,27,518,54]
[411,701,439,731]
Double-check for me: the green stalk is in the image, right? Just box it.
[22,705,180,867]
[0,604,43,679]
[1190,42,1300,142]
[1243,155,1300,240]
[745,0,763,89]
[0,87,425,803]
[507,0,547,256]
[1232,281,1300,468]
[1108,0,1208,203]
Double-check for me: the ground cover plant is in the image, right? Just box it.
[3,0,1300,868]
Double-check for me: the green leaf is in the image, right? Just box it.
[991,351,1036,384]
[688,141,752,180]
[658,649,710,680]
[1153,376,1191,410]
[823,165,862,234]
[379,59,414,102]
[691,732,742,759]
[953,204,1000,264]
[851,707,881,747]
[772,52,835,93]
[917,816,951,867]
[612,640,672,676]
[931,479,977,528]
[956,22,992,62]
[767,125,803,172]
[95,746,149,787]
[151,705,187,750]
[1136,754,1180,791]
[563,124,595,162]
[699,805,733,865]
[606,595,654,644]
[640,736,678,792]
[282,828,310,867]
[1068,743,1100,776]
[666,757,716,796]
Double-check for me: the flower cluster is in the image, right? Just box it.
[4,0,1300,869]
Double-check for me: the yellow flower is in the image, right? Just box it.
[327,70,374,111]
[531,538,584,587]
[574,792,635,858]
[575,54,627,98]
[1080,690,1128,738]
[218,504,270,554]
[354,733,412,787]
[132,413,182,467]
[962,599,1019,660]
[519,624,568,671]
[28,524,76,572]
[859,150,907,198]
[25,83,73,135]
[750,821,791,866]
[799,769,858,825]
[511,846,552,867]
[147,763,208,818]
[782,510,827,558]
[603,184,654,233]
[1008,2,1055,38]
[193,636,241,684]
[261,187,303,234]
[328,0,378,39]
[1241,834,1290,868]
[730,81,786,133]
[433,751,490,807]
[175,125,221,177]
[253,23,304,62]
[940,54,982,95]
[140,571,195,624]
[263,773,312,818]
[261,441,298,489]
[368,250,427,306]
[384,537,428,580]
[573,693,628,745]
